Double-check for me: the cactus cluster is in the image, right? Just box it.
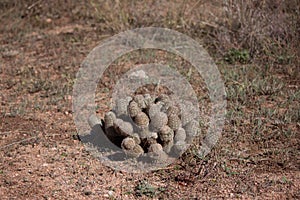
[101,94,200,161]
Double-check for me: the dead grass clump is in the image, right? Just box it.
[2,0,298,65]
[217,0,300,63]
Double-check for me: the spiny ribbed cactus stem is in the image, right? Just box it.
[88,114,102,128]
[97,93,200,159]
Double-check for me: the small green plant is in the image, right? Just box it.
[222,163,238,176]
[224,49,250,64]
[61,152,68,157]
[135,180,165,198]
[280,176,290,184]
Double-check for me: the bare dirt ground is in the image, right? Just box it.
[0,1,299,199]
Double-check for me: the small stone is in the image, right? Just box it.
[108,190,114,197]
[150,112,168,132]
[134,112,149,127]
[46,18,52,23]
[168,114,181,131]
[2,50,19,58]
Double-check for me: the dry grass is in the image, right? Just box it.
[0,0,299,199]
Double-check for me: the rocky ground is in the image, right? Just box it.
[0,0,299,199]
